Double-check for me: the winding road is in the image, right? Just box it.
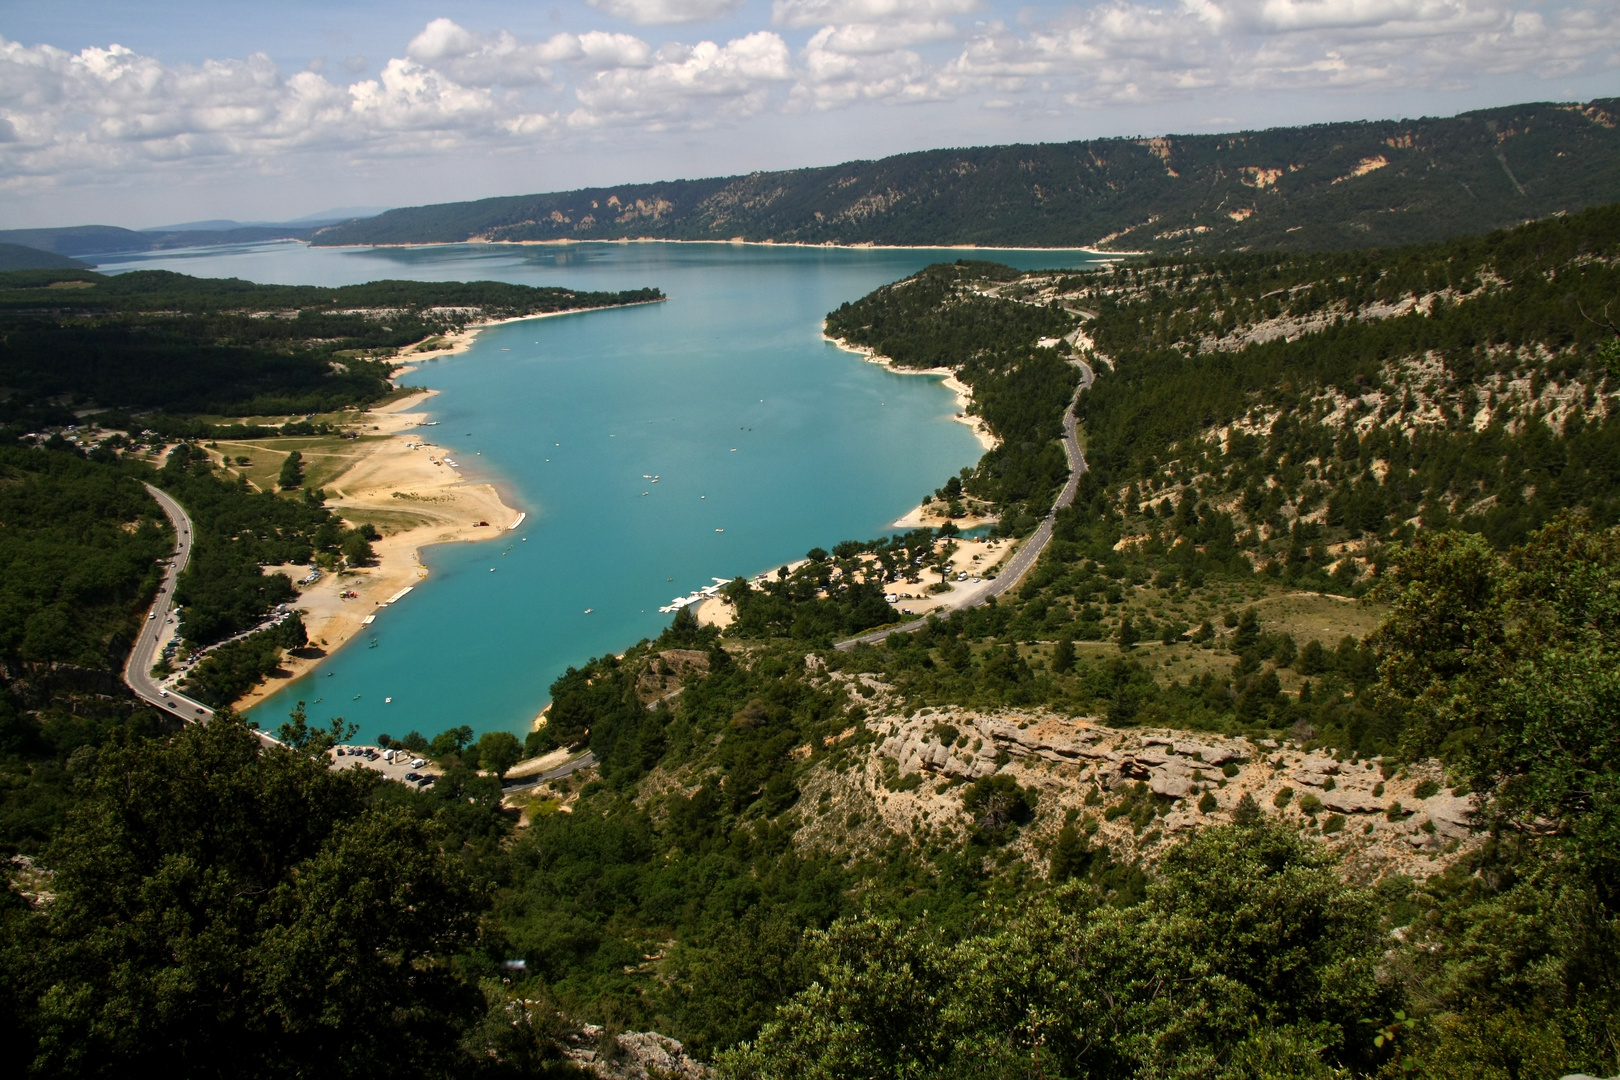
[124,483,217,723]
[835,337,1097,650]
[500,750,599,792]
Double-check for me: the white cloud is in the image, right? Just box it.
[572,31,794,126]
[771,0,984,30]
[926,0,1620,105]
[585,0,750,25]
[807,19,964,51]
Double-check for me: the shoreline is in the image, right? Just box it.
[822,325,1002,531]
[233,307,621,712]
[820,328,999,453]
[235,387,521,712]
[308,237,1138,258]
[399,300,667,369]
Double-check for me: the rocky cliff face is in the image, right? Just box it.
[796,704,1478,882]
[565,1025,710,1080]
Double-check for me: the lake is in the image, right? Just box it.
[97,240,1107,744]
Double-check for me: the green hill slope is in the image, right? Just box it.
[312,98,1620,254]
[0,244,90,272]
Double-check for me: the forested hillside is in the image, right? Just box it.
[313,98,1620,255]
[0,268,661,430]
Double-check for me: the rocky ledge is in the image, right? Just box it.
[848,709,1480,879]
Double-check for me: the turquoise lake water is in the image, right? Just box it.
[98,241,1106,743]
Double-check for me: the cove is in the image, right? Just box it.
[97,240,1109,743]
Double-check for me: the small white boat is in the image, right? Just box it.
[715,528,724,533]
[583,608,593,614]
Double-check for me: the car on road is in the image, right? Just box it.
[158,690,168,697]
[148,613,156,619]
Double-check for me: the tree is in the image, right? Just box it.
[1117,614,1140,651]
[1048,822,1093,881]
[276,700,357,754]
[340,530,374,567]
[2,713,487,1077]
[477,730,522,778]
[429,725,475,760]
[722,822,1387,1080]
[1373,515,1620,891]
[961,774,1036,844]
[278,449,304,490]
[1051,636,1076,673]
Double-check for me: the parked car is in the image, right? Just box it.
[410,757,426,769]
[405,772,422,782]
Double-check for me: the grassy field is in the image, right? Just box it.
[988,580,1385,695]
[208,433,382,494]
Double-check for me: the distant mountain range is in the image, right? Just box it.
[310,98,1620,254]
[0,208,387,260]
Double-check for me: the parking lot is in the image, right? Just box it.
[329,746,439,788]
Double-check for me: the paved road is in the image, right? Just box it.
[836,346,1096,650]
[501,750,598,791]
[123,484,217,724]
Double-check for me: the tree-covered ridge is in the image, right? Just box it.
[312,98,1620,255]
[0,268,663,422]
[826,260,1082,523]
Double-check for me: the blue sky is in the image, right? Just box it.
[2,0,1617,228]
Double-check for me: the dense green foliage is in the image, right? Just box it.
[180,614,309,707]
[0,714,547,1078]
[722,821,1386,1079]
[0,268,662,425]
[0,445,175,855]
[314,98,1620,253]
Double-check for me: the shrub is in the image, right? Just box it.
[1414,779,1441,799]
[1321,814,1346,834]
[1198,792,1218,814]
[1274,787,1294,808]
[962,774,1036,843]
[1299,793,1323,815]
